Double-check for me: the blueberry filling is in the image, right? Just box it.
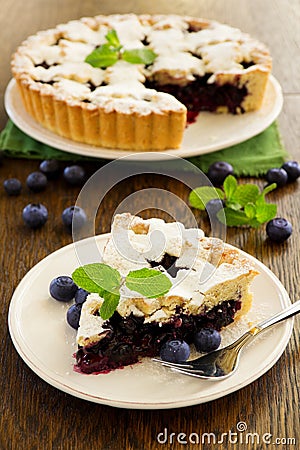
[148,253,189,278]
[34,61,59,69]
[75,299,241,374]
[36,80,55,85]
[241,61,255,69]
[145,74,248,119]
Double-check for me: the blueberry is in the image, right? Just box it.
[3,178,22,196]
[160,340,190,363]
[22,203,48,228]
[205,198,224,220]
[281,161,300,182]
[266,218,292,243]
[194,328,221,353]
[207,161,234,186]
[66,303,82,329]
[266,168,288,188]
[75,288,89,305]
[49,276,78,301]
[26,171,48,192]
[62,206,87,232]
[63,165,85,185]
[39,159,60,179]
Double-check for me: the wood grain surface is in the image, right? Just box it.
[0,1,299,449]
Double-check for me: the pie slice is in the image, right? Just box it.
[11,14,271,151]
[75,213,259,374]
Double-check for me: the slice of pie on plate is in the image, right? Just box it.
[75,213,259,374]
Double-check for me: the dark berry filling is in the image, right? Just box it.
[148,253,188,278]
[34,61,59,69]
[75,299,241,374]
[145,74,248,122]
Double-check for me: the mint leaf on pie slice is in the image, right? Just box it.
[99,289,121,320]
[125,268,172,298]
[189,186,224,210]
[72,263,121,295]
[85,44,119,68]
[122,48,157,65]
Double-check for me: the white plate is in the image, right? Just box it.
[5,76,283,161]
[8,233,293,409]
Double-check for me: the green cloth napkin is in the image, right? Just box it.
[0,119,289,176]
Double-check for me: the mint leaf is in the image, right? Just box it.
[122,48,157,65]
[226,201,242,211]
[125,268,172,298]
[189,186,224,210]
[261,183,277,197]
[255,203,277,223]
[85,44,119,67]
[105,29,121,48]
[244,203,256,219]
[223,175,237,201]
[217,207,251,227]
[72,265,104,295]
[256,183,277,206]
[85,29,157,68]
[231,184,260,207]
[99,290,120,320]
[72,263,121,294]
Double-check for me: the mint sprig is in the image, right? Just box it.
[72,263,172,320]
[126,268,172,299]
[189,175,277,228]
[85,29,157,68]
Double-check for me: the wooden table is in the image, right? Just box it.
[0,1,299,449]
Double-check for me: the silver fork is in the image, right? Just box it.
[153,300,300,380]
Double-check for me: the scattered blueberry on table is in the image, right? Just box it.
[266,218,293,243]
[63,165,86,185]
[22,203,48,228]
[3,178,22,196]
[205,198,224,220]
[62,206,87,232]
[194,328,221,353]
[266,167,288,187]
[207,161,234,186]
[160,339,190,363]
[49,276,78,301]
[281,161,300,182]
[39,159,60,179]
[26,171,48,192]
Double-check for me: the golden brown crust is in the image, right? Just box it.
[11,13,272,150]
[14,78,186,150]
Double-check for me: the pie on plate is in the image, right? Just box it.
[75,213,259,374]
[11,14,272,151]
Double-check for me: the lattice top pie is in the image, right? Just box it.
[74,213,259,374]
[12,14,272,151]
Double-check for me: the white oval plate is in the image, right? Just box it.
[8,233,293,409]
[5,76,283,161]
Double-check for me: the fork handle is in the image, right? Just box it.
[254,299,300,332]
[227,300,300,351]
